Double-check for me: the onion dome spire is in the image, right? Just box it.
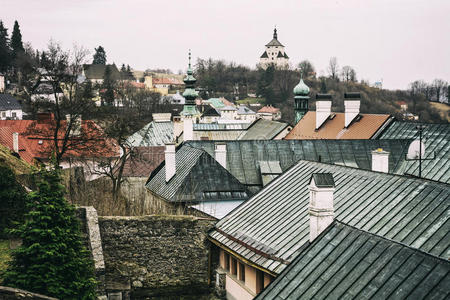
[181,49,199,116]
[293,76,310,97]
[273,27,278,39]
[293,74,310,124]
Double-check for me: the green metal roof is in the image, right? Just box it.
[186,139,415,192]
[145,145,249,203]
[293,78,310,96]
[238,119,289,140]
[256,221,450,299]
[207,98,225,109]
[126,121,174,146]
[210,160,450,274]
[377,121,450,183]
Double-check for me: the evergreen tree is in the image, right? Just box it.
[3,166,96,299]
[102,65,115,105]
[92,46,106,65]
[0,164,27,238]
[320,78,327,93]
[0,20,11,72]
[11,20,24,60]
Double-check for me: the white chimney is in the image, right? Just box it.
[315,101,332,130]
[372,148,389,173]
[309,173,335,242]
[165,143,176,182]
[344,93,361,128]
[66,114,82,135]
[215,143,227,168]
[13,132,19,153]
[183,117,193,141]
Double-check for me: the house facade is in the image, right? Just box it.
[0,94,23,120]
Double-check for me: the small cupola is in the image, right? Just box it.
[293,77,310,124]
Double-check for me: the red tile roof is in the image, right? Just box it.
[284,111,392,140]
[122,146,165,177]
[258,105,280,114]
[0,117,119,165]
[153,77,184,85]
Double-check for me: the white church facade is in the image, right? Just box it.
[259,28,289,69]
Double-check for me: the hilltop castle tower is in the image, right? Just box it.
[293,76,310,124]
[259,28,289,69]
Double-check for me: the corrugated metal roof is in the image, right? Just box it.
[126,121,174,147]
[378,121,450,183]
[238,118,289,140]
[210,160,450,274]
[145,145,249,203]
[256,221,450,300]
[186,139,414,190]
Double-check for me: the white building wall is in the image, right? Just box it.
[0,109,23,120]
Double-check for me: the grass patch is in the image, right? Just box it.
[0,240,12,283]
[236,97,265,105]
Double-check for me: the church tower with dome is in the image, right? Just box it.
[293,76,310,124]
[259,28,289,69]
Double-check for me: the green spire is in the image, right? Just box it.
[181,49,199,116]
[293,75,310,124]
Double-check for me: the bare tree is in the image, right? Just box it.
[432,79,448,102]
[298,60,315,79]
[341,66,357,82]
[24,41,101,166]
[327,57,339,80]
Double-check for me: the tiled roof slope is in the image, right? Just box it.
[256,221,450,300]
[209,160,450,274]
[122,146,165,177]
[83,64,121,80]
[238,118,289,140]
[285,111,392,139]
[145,145,249,203]
[0,94,22,110]
[126,121,174,147]
[186,139,412,193]
[377,121,450,183]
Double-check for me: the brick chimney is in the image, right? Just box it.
[165,143,176,182]
[309,173,335,242]
[315,94,332,130]
[372,148,389,173]
[215,143,227,168]
[344,92,361,128]
[13,132,19,153]
[183,117,193,141]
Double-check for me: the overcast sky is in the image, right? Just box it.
[2,0,449,89]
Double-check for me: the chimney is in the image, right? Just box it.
[372,148,389,173]
[13,132,19,153]
[165,143,176,182]
[315,94,332,130]
[344,92,361,128]
[309,173,335,242]
[183,117,193,141]
[215,143,227,168]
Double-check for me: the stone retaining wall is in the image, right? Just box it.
[98,215,216,299]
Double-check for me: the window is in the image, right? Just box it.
[239,262,245,282]
[12,112,16,118]
[256,270,264,293]
[1,112,5,117]
[231,257,237,276]
[224,252,230,271]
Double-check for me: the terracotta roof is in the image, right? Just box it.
[0,118,119,164]
[152,77,184,85]
[122,146,165,177]
[129,82,145,89]
[221,98,235,107]
[258,105,280,114]
[285,111,392,140]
